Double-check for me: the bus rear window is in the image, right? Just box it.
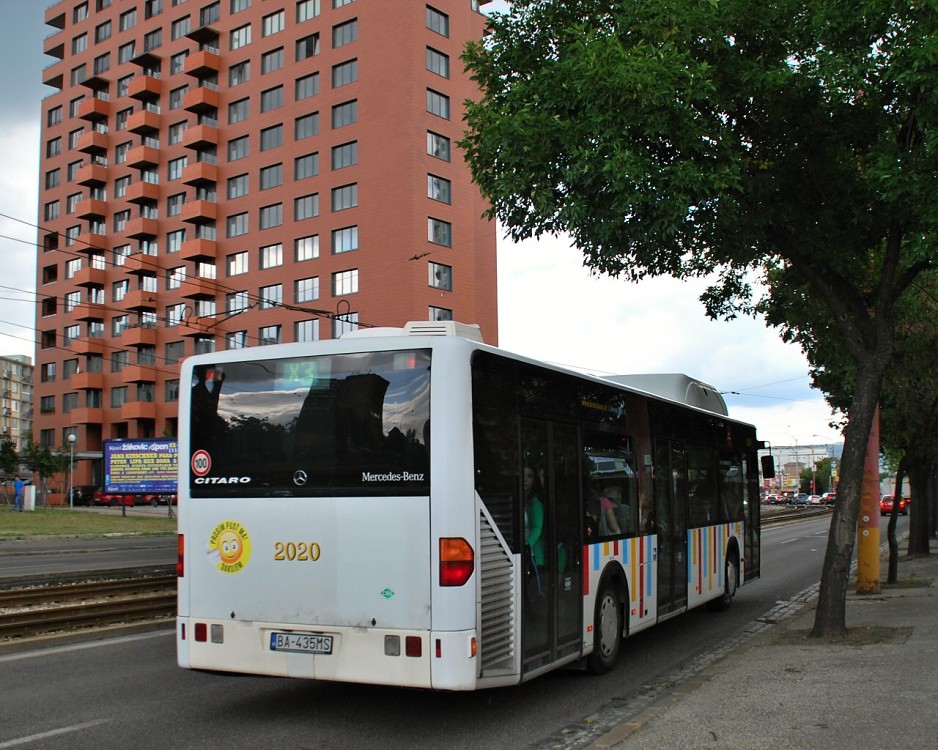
[189,350,430,497]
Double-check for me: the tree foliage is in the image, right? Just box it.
[462,0,938,635]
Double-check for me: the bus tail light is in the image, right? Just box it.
[177,534,185,577]
[439,537,474,586]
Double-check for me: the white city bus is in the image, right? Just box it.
[176,321,762,690]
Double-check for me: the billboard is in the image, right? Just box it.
[104,438,178,494]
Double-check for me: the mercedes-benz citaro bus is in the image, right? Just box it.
[177,320,762,690]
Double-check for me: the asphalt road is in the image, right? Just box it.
[2,514,906,750]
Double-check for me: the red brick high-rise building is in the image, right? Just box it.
[36,0,497,489]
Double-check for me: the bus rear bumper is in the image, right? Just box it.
[177,617,479,690]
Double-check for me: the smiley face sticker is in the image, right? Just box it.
[208,520,252,573]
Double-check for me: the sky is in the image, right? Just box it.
[0,1,840,449]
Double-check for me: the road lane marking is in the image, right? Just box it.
[0,630,172,663]
[0,720,109,748]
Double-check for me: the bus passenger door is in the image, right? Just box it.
[520,420,582,674]
[654,440,687,615]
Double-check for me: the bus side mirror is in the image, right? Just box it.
[761,455,776,480]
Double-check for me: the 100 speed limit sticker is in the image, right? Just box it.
[191,449,211,476]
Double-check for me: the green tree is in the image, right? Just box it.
[19,437,69,507]
[462,0,938,636]
[0,435,18,505]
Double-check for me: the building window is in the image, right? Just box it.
[259,284,282,309]
[331,225,358,254]
[229,98,250,124]
[296,32,320,61]
[260,242,283,268]
[295,112,319,139]
[167,266,186,290]
[227,251,249,276]
[166,379,180,402]
[165,340,185,364]
[46,138,61,158]
[295,318,319,342]
[171,16,190,40]
[332,269,358,296]
[295,234,319,261]
[332,100,357,129]
[295,72,320,101]
[427,48,449,78]
[168,121,188,145]
[47,106,63,127]
[115,141,131,164]
[428,174,452,204]
[260,124,283,150]
[332,312,358,337]
[260,163,283,190]
[427,89,450,119]
[429,306,453,321]
[428,217,452,247]
[262,10,285,36]
[259,203,283,230]
[330,142,357,171]
[111,386,128,408]
[294,193,319,221]
[333,0,355,7]
[74,2,89,22]
[144,0,164,19]
[229,60,250,86]
[331,184,357,212]
[201,2,221,25]
[228,173,249,198]
[294,152,319,180]
[167,229,185,253]
[170,51,189,75]
[143,28,163,52]
[297,0,320,23]
[332,59,357,88]
[426,6,449,37]
[259,325,281,345]
[169,85,188,110]
[230,24,252,50]
[261,86,284,112]
[228,136,249,161]
[227,212,249,238]
[261,47,284,74]
[295,276,319,303]
[332,18,357,47]
[226,290,248,313]
[118,41,136,64]
[227,331,247,349]
[167,193,186,217]
[231,0,252,12]
[429,261,452,291]
[167,156,188,181]
[72,34,88,55]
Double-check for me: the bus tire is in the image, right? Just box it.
[709,553,739,611]
[587,584,622,674]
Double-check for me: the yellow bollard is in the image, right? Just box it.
[856,405,881,594]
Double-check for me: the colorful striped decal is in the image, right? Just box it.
[584,535,655,618]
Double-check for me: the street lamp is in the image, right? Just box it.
[67,433,76,510]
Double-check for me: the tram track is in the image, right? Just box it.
[0,573,176,641]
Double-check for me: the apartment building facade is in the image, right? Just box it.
[36,0,497,487]
[0,356,34,453]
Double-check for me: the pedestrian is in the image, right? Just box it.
[13,475,24,512]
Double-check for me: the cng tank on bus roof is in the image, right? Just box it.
[340,320,485,343]
[604,373,729,416]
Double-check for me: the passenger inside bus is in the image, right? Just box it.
[598,486,623,535]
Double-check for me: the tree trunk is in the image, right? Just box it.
[908,460,931,555]
[811,354,889,637]
[887,458,907,583]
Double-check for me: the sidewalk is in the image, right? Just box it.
[589,550,938,750]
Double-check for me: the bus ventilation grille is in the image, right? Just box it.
[478,512,515,674]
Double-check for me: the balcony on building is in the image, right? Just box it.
[122,252,160,275]
[180,237,217,262]
[42,62,64,90]
[77,130,109,155]
[121,324,157,348]
[77,97,110,122]
[128,75,162,102]
[183,125,219,150]
[71,265,107,287]
[181,200,217,224]
[122,365,157,383]
[43,34,64,60]
[125,217,159,239]
[70,371,106,391]
[81,74,109,92]
[127,109,161,135]
[182,277,219,299]
[75,231,108,254]
[184,50,220,78]
[76,163,107,186]
[75,198,107,220]
[69,406,105,425]
[70,336,106,355]
[125,181,160,205]
[123,289,158,311]
[182,162,218,186]
[72,302,106,321]
[182,86,219,114]
[127,145,160,169]
[44,6,65,29]
[121,401,157,421]
[186,24,220,47]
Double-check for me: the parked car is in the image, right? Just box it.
[791,493,809,506]
[807,494,823,505]
[92,489,142,507]
[822,492,837,505]
[69,485,96,506]
[880,494,908,516]
[763,494,782,505]
[149,493,178,506]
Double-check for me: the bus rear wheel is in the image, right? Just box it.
[587,585,622,674]
[709,554,739,611]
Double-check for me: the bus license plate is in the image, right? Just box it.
[269,632,334,655]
